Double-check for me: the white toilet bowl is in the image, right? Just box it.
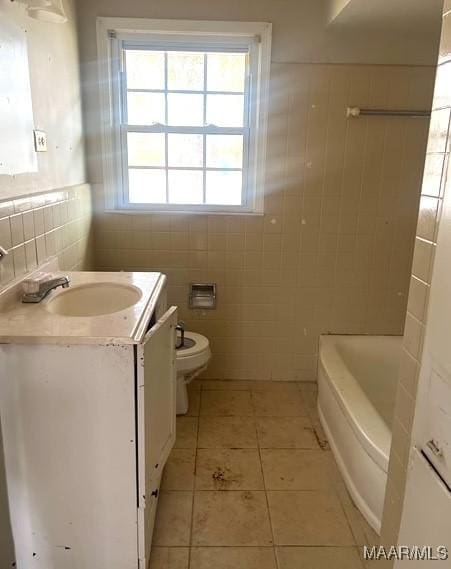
[176,331,211,415]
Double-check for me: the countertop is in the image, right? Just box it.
[0,270,166,345]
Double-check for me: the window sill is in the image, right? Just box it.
[104,208,264,217]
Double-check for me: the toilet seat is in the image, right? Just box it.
[176,331,211,374]
[175,330,211,414]
[176,332,209,358]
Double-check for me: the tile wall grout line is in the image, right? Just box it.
[254,386,283,569]
[187,380,203,565]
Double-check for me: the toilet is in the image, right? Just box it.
[175,327,211,415]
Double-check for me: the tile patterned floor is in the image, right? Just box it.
[150,381,379,569]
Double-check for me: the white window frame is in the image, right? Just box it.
[96,17,271,214]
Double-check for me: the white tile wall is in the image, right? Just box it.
[0,184,93,287]
[94,63,434,382]
[381,2,451,549]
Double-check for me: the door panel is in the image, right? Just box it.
[137,487,159,569]
[136,305,177,564]
[0,344,138,569]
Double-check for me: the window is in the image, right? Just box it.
[97,19,271,213]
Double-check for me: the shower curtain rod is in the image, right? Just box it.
[346,106,431,118]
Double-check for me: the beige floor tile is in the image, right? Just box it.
[302,387,329,450]
[201,380,258,390]
[252,381,302,392]
[201,390,253,416]
[363,558,391,569]
[195,449,264,490]
[310,418,330,450]
[161,449,196,491]
[341,493,380,548]
[174,417,198,449]
[192,491,273,546]
[251,390,307,416]
[201,380,300,392]
[186,390,200,416]
[298,381,318,392]
[198,416,257,448]
[153,492,193,546]
[190,547,277,569]
[343,500,378,548]
[276,546,363,569]
[361,522,379,548]
[260,449,332,490]
[256,417,319,449]
[148,547,190,569]
[267,490,355,545]
[300,385,318,411]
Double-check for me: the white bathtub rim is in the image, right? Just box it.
[319,335,393,473]
[318,401,381,534]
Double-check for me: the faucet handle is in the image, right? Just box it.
[22,272,53,294]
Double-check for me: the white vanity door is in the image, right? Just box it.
[0,343,138,569]
[136,305,177,566]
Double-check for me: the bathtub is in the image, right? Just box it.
[317,334,403,534]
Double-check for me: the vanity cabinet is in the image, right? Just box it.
[0,286,177,569]
[137,304,178,562]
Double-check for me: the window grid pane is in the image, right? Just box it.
[124,47,247,206]
[168,134,203,167]
[167,51,204,91]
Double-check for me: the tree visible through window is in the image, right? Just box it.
[122,48,249,207]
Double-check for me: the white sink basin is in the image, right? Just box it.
[46,283,142,317]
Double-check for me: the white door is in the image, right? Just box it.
[136,306,177,566]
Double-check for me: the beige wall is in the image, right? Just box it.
[75,0,440,68]
[0,0,93,282]
[0,0,86,201]
[75,1,436,381]
[381,0,451,548]
[0,2,92,560]
[94,64,434,381]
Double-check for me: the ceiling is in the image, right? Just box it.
[328,0,443,36]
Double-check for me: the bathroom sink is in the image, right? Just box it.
[45,282,142,317]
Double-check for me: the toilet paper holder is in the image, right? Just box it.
[189,283,217,309]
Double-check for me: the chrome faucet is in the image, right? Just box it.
[22,275,71,303]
